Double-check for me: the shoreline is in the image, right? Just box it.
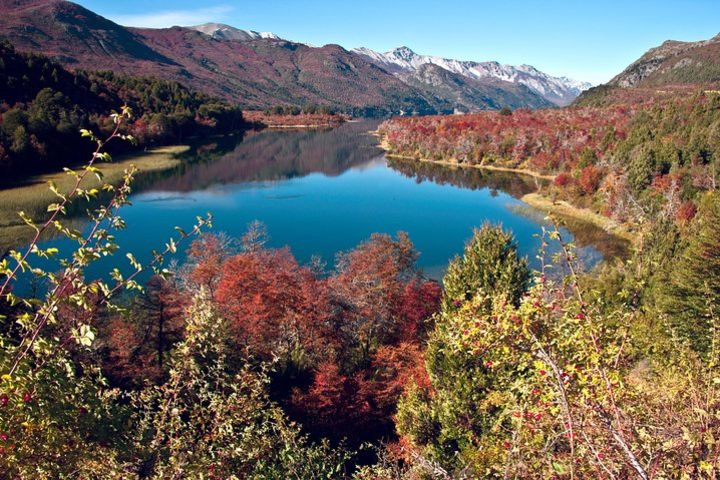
[0,145,188,250]
[377,135,636,246]
[378,137,556,181]
[244,111,348,130]
[0,145,187,225]
[520,193,636,244]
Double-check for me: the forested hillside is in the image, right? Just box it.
[0,41,243,177]
[379,91,720,228]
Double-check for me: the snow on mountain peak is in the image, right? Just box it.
[352,46,592,106]
[391,46,416,59]
[191,23,281,42]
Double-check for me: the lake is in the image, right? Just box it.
[6,120,627,283]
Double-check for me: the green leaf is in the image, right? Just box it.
[551,461,568,474]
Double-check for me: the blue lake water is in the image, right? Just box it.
[22,120,626,283]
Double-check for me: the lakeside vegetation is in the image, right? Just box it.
[0,146,187,251]
[520,192,635,243]
[0,41,244,179]
[0,105,717,478]
[244,109,347,128]
[379,91,720,235]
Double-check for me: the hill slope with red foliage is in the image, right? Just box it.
[0,0,436,114]
[0,0,560,115]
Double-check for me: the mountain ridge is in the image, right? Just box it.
[191,23,281,42]
[0,0,586,113]
[609,31,720,88]
[398,63,554,111]
[574,31,720,106]
[353,45,592,106]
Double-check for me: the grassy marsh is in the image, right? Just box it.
[0,146,187,250]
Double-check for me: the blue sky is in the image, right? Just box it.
[77,0,720,84]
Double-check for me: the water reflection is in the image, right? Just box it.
[147,121,384,192]
[386,157,629,261]
[4,120,628,286]
[387,157,542,199]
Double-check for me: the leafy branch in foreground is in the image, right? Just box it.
[394,222,719,479]
[0,109,211,476]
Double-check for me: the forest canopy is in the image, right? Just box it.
[0,41,244,178]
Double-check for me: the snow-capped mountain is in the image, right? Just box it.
[192,23,281,42]
[353,46,592,106]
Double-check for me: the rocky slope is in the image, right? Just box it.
[190,23,281,42]
[399,63,554,112]
[574,32,720,106]
[609,32,720,87]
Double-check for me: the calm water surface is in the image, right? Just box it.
[28,120,626,281]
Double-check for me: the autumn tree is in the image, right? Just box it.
[578,164,603,195]
[185,233,235,297]
[290,361,369,441]
[289,233,440,446]
[330,232,427,367]
[215,247,332,362]
[102,275,186,386]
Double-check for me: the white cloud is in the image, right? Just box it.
[109,5,234,28]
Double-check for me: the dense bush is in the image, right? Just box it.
[393,222,720,478]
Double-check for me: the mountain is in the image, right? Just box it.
[398,63,553,112]
[0,0,439,115]
[0,0,578,114]
[191,23,281,42]
[608,32,720,88]
[353,46,592,106]
[574,32,720,106]
[0,0,175,66]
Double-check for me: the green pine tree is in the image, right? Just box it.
[442,224,530,311]
[396,225,531,472]
[658,191,720,354]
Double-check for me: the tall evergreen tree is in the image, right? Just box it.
[658,191,720,354]
[396,225,531,472]
[442,224,530,311]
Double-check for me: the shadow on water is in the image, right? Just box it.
[386,157,630,261]
[387,157,543,198]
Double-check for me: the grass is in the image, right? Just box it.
[521,192,636,245]
[0,146,187,250]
